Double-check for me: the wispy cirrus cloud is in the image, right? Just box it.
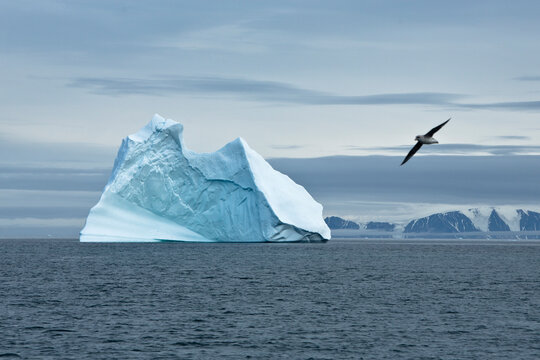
[269,144,305,150]
[69,75,540,111]
[68,75,464,106]
[459,101,540,111]
[492,135,531,141]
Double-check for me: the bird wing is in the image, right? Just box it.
[424,118,451,137]
[401,142,423,166]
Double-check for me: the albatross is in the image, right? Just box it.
[401,118,451,166]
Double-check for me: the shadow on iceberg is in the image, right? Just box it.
[80,114,330,242]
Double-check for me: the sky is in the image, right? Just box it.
[2,0,540,237]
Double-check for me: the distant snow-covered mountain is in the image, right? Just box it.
[324,217,396,231]
[404,211,479,233]
[324,216,360,230]
[517,209,540,231]
[326,208,540,238]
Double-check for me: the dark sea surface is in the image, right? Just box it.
[1,239,539,360]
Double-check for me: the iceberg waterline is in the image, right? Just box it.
[80,114,330,242]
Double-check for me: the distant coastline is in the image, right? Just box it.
[326,209,540,239]
[331,229,540,240]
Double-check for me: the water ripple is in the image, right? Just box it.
[0,239,539,359]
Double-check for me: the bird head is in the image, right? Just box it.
[414,135,420,141]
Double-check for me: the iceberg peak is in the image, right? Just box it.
[81,115,330,242]
[128,113,180,143]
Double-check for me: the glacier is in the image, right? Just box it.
[80,114,330,242]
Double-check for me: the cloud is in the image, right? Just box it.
[0,2,274,55]
[0,135,116,167]
[493,135,531,141]
[269,145,305,150]
[345,143,540,156]
[69,75,540,111]
[268,155,540,210]
[0,218,84,227]
[69,75,464,106]
[460,101,540,111]
[0,206,89,219]
[0,217,85,238]
[0,166,110,191]
[0,189,100,238]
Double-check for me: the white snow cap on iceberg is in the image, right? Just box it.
[80,114,330,242]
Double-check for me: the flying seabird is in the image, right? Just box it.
[401,118,451,166]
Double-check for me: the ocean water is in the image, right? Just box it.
[1,239,539,360]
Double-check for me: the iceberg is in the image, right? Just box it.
[80,114,330,242]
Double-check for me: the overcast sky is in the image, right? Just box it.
[2,1,540,237]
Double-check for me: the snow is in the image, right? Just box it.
[242,138,329,238]
[462,207,521,232]
[81,192,211,242]
[463,208,491,232]
[80,114,330,242]
[495,207,521,231]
